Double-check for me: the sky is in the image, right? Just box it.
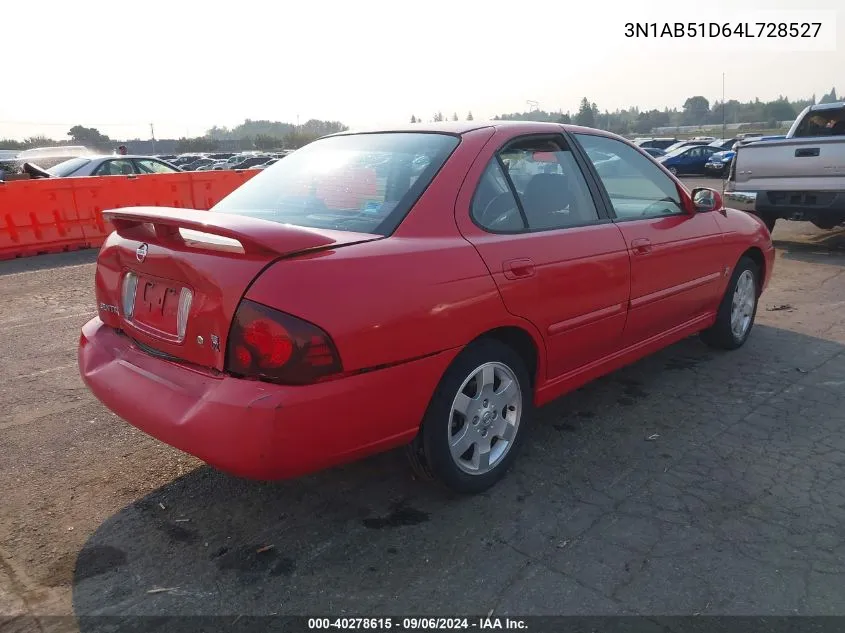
[1,0,841,142]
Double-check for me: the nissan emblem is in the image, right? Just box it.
[136,243,148,263]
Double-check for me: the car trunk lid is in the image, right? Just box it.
[94,206,381,370]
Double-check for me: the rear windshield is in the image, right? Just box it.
[211,132,460,235]
[792,107,845,138]
[47,157,91,177]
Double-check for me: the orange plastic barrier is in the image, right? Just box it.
[0,179,88,258]
[0,169,260,260]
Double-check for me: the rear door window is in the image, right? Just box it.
[95,159,136,176]
[472,136,600,232]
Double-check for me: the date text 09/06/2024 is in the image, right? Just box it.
[624,22,822,38]
[307,617,527,630]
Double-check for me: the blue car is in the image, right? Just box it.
[656,144,719,175]
[704,150,735,177]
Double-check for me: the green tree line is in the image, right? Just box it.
[488,88,838,135]
[0,118,348,153]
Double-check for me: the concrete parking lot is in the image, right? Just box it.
[2,176,845,625]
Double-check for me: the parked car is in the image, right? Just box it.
[633,137,677,150]
[708,138,738,151]
[181,158,216,171]
[78,121,774,494]
[22,155,181,178]
[657,144,719,175]
[255,158,279,169]
[726,101,845,232]
[662,139,713,154]
[642,147,667,158]
[704,150,734,177]
[171,155,205,167]
[233,155,274,170]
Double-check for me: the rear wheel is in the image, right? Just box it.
[701,256,759,350]
[668,166,678,175]
[410,339,532,494]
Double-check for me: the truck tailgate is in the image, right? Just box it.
[733,137,845,192]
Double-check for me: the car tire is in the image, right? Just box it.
[668,166,678,175]
[414,339,532,494]
[701,256,760,351]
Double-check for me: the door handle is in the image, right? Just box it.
[630,238,652,255]
[503,258,535,279]
[795,147,820,157]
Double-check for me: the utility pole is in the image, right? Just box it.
[722,73,726,140]
[150,123,156,155]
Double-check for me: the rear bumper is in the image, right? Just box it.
[724,189,845,223]
[755,190,845,221]
[78,318,457,480]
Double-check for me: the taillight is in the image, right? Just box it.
[226,300,342,385]
[121,272,138,318]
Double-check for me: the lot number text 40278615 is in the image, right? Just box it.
[624,22,822,38]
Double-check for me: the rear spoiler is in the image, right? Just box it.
[103,206,378,256]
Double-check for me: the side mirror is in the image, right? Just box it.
[691,187,722,212]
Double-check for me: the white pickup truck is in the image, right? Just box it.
[725,101,845,232]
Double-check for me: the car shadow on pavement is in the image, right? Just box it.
[0,248,97,276]
[774,226,845,267]
[72,324,845,619]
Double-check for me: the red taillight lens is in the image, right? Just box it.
[226,300,342,385]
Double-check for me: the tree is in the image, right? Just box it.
[819,87,839,104]
[574,98,596,127]
[452,112,459,121]
[410,115,417,123]
[254,134,281,151]
[467,111,474,121]
[763,99,796,123]
[284,131,320,150]
[175,136,218,153]
[67,125,111,151]
[681,96,710,125]
[557,112,571,124]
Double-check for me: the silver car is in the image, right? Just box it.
[34,155,182,178]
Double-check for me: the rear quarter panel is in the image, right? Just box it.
[244,237,546,373]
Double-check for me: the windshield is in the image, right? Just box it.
[212,132,460,235]
[662,146,690,158]
[46,157,92,177]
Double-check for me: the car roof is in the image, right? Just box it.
[329,120,621,140]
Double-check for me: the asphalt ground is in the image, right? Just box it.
[2,176,845,629]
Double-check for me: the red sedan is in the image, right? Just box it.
[78,122,775,494]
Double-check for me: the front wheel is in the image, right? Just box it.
[701,256,760,350]
[412,339,532,494]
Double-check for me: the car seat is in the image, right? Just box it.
[520,173,581,229]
